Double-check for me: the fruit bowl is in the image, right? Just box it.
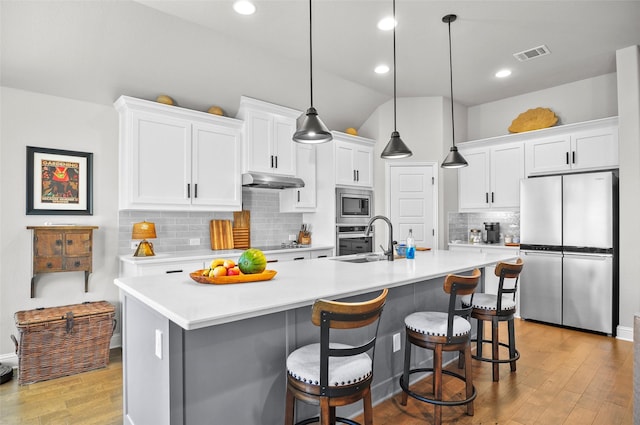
[189,269,277,285]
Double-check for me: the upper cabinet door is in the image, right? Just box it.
[237,96,301,177]
[191,122,241,209]
[352,145,373,187]
[571,125,618,171]
[525,135,572,175]
[458,149,490,210]
[130,111,192,207]
[332,132,375,188]
[490,143,524,209]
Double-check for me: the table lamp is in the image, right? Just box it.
[132,221,157,257]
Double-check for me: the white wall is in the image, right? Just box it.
[0,87,120,360]
[616,46,640,335]
[468,73,618,140]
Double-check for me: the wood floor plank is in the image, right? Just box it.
[0,320,634,425]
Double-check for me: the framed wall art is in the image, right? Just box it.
[26,146,93,215]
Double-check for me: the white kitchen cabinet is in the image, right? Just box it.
[236,96,301,177]
[115,96,242,211]
[333,131,375,188]
[279,143,316,212]
[119,258,207,278]
[458,143,524,211]
[525,118,618,175]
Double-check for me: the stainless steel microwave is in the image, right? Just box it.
[335,188,373,225]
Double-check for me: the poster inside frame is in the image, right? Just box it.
[26,146,93,215]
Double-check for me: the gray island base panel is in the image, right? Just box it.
[115,250,517,425]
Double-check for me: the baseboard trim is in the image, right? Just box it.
[616,325,633,341]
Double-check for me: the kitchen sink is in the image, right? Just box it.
[331,254,387,263]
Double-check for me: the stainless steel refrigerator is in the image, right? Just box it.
[519,171,618,335]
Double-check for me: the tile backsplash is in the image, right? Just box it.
[448,211,520,243]
[118,188,303,255]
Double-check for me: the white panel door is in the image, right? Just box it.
[388,164,435,249]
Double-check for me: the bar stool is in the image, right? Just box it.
[465,258,523,382]
[285,288,388,425]
[399,269,480,425]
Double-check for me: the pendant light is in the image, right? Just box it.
[293,0,332,144]
[380,0,412,159]
[440,14,468,168]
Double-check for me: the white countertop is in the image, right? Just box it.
[114,250,518,331]
[119,245,334,265]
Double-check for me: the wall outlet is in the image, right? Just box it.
[288,234,297,241]
[189,238,200,246]
[155,329,163,359]
[393,333,401,352]
[130,241,139,250]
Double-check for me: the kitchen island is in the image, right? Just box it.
[114,249,518,425]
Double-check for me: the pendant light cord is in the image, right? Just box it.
[308,0,314,108]
[447,17,455,147]
[393,0,397,132]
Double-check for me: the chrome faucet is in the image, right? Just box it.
[365,215,394,261]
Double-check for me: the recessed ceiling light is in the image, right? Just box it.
[375,64,390,74]
[377,16,396,31]
[495,69,512,78]
[233,1,256,15]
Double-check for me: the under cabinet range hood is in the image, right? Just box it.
[241,173,305,189]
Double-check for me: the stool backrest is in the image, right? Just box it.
[311,288,388,395]
[444,269,481,342]
[495,258,523,311]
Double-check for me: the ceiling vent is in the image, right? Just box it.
[513,45,551,62]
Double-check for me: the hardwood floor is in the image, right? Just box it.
[0,320,633,424]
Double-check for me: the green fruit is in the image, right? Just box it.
[237,249,267,274]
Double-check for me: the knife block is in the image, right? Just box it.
[298,232,311,245]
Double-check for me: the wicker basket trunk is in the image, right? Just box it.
[12,301,115,385]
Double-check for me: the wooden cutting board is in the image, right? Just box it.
[210,220,234,250]
[233,210,250,228]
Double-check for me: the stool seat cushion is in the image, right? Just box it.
[287,343,372,387]
[463,293,516,311]
[405,311,471,337]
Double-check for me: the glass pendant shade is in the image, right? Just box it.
[441,146,468,168]
[293,107,332,143]
[381,131,412,159]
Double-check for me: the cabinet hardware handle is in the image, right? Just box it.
[74,261,81,267]
[67,239,73,245]
[267,259,278,263]
[491,192,495,203]
[56,240,62,245]
[166,270,183,274]
[356,170,359,181]
[566,152,569,164]
[46,262,53,268]
[353,170,356,181]
[293,257,305,261]
[317,255,327,258]
[572,151,576,164]
[297,190,300,202]
[485,192,489,204]
[194,183,198,198]
[187,183,191,198]
[275,156,278,168]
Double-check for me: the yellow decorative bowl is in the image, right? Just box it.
[345,127,358,136]
[207,106,225,116]
[156,95,175,105]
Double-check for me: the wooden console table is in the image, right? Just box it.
[27,225,98,298]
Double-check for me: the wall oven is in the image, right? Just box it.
[335,188,373,225]
[336,225,373,256]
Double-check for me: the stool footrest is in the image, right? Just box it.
[471,338,520,364]
[296,417,361,425]
[399,367,477,407]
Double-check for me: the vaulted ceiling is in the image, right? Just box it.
[2,1,639,132]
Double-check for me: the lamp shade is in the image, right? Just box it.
[131,221,157,240]
[441,146,468,168]
[293,107,333,144]
[381,131,413,159]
